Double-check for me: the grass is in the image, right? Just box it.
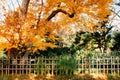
[0,73,120,80]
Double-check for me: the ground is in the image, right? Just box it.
[0,73,120,80]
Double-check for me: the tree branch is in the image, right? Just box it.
[36,0,43,26]
[111,10,120,19]
[46,9,75,21]
[21,0,30,17]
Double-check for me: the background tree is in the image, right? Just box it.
[68,20,113,55]
[111,32,120,51]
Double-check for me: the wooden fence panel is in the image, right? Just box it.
[0,56,120,75]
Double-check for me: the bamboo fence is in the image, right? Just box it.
[0,56,120,76]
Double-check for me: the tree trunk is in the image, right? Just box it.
[21,0,30,17]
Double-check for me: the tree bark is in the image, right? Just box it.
[46,9,75,21]
[21,0,30,17]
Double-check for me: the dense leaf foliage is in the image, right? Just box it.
[0,0,113,56]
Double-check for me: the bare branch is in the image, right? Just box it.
[111,9,120,19]
[46,9,75,21]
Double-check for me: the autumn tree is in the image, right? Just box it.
[0,0,113,57]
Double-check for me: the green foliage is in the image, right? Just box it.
[75,50,120,58]
[0,49,7,58]
[39,47,70,57]
[58,55,77,74]
[111,32,120,50]
[107,74,120,80]
[108,75,114,80]
[36,57,45,74]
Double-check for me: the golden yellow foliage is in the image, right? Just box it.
[0,0,113,55]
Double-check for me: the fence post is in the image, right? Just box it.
[89,57,91,74]
[51,57,54,75]
[37,56,39,75]
[6,58,9,75]
[77,57,80,74]
[41,56,43,75]
[15,57,17,74]
[107,58,108,74]
[2,58,3,76]
[97,56,98,74]
[113,57,116,74]
[29,56,31,74]
[117,57,119,74]
[92,56,94,74]
[82,56,83,74]
[45,56,46,74]
[110,57,112,74]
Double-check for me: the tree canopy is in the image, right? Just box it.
[0,0,113,56]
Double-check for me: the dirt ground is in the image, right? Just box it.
[0,73,120,80]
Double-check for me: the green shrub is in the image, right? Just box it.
[58,55,77,74]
